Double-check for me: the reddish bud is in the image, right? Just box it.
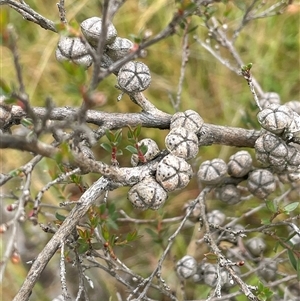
[6,204,17,211]
[11,251,21,264]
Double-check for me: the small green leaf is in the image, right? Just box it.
[126,229,142,242]
[134,124,142,137]
[101,224,110,241]
[140,144,148,155]
[105,130,115,142]
[265,199,278,213]
[247,63,253,69]
[127,126,134,139]
[77,228,85,239]
[116,149,123,156]
[20,118,34,129]
[125,145,138,154]
[115,129,123,144]
[256,281,273,300]
[101,142,112,153]
[8,169,21,177]
[287,249,297,271]
[77,240,89,254]
[204,253,218,261]
[55,212,66,222]
[283,202,299,214]
[187,25,198,34]
[261,218,271,225]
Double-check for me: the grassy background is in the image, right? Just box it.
[1,1,299,300]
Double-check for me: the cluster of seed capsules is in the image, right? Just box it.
[176,251,277,287]
[55,17,151,93]
[128,110,204,210]
[175,212,300,287]
[197,93,300,201]
[255,92,300,185]
[55,18,300,204]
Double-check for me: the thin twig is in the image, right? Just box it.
[60,241,71,300]
[174,22,190,112]
[12,177,110,301]
[57,0,67,24]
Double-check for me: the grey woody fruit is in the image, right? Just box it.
[128,177,167,210]
[258,258,277,282]
[285,100,300,115]
[216,184,241,205]
[260,92,281,109]
[80,17,117,47]
[156,154,193,192]
[192,263,206,283]
[284,111,300,141]
[247,169,276,199]
[170,110,204,133]
[197,158,227,185]
[203,264,218,287]
[117,61,151,93]
[203,264,231,287]
[277,169,300,183]
[255,133,288,171]
[165,127,199,160]
[56,36,93,68]
[227,150,252,177]
[106,37,134,61]
[246,237,266,256]
[176,255,197,279]
[207,210,226,226]
[257,104,293,134]
[285,144,300,172]
[131,138,160,166]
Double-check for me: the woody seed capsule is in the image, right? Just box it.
[56,36,93,68]
[247,169,276,199]
[197,158,227,185]
[156,154,193,192]
[216,184,241,205]
[257,104,293,134]
[170,110,204,133]
[176,255,197,279]
[131,138,160,166]
[80,17,117,47]
[118,61,151,93]
[255,133,288,171]
[285,100,300,115]
[246,237,266,256]
[128,177,168,210]
[227,150,252,177]
[259,92,281,109]
[165,127,199,160]
[106,37,134,61]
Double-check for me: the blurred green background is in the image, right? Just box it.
[0,0,299,300]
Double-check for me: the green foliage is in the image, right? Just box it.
[255,281,274,301]
[101,129,123,155]
[264,199,299,224]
